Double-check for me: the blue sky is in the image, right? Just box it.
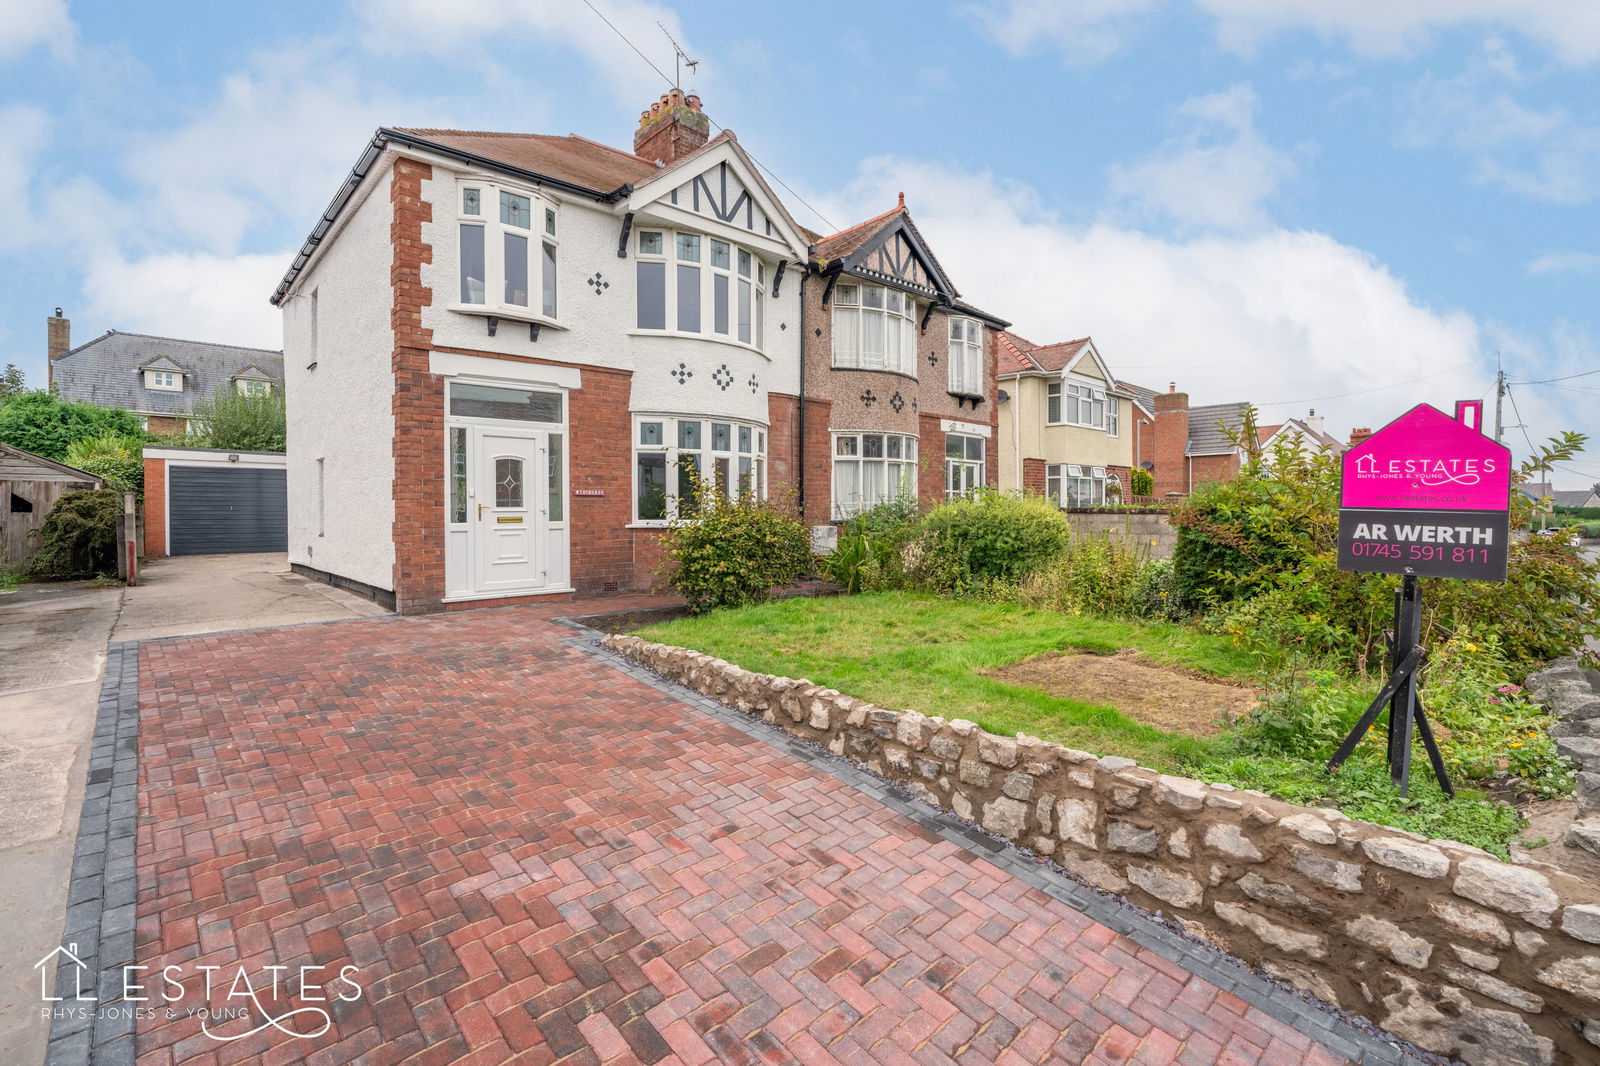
[1,0,1596,487]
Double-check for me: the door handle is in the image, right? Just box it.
[478,503,484,520]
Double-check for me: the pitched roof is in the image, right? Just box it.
[1187,403,1251,455]
[995,332,1096,375]
[1118,380,1158,414]
[995,331,1038,375]
[1026,338,1092,373]
[1551,489,1593,508]
[394,128,658,194]
[52,331,283,417]
[813,204,905,262]
[0,442,103,484]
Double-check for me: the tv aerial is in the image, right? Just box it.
[657,22,699,88]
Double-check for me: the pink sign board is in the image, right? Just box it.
[1340,403,1511,512]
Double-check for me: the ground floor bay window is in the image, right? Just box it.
[1046,463,1108,507]
[832,432,917,519]
[945,434,984,498]
[634,415,767,523]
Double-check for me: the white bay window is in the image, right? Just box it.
[635,229,767,351]
[832,284,917,375]
[1046,464,1108,507]
[1046,380,1107,428]
[634,415,767,523]
[832,432,917,518]
[457,181,558,321]
[948,318,983,395]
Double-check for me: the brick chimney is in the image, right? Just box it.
[1152,382,1190,497]
[47,307,70,386]
[1348,427,1373,448]
[634,89,709,167]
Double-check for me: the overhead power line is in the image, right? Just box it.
[580,0,837,233]
[1252,361,1479,408]
[1509,367,1600,385]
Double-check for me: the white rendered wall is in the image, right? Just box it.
[282,165,397,592]
[417,161,803,432]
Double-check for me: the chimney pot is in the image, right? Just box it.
[1168,382,1176,393]
[634,89,711,166]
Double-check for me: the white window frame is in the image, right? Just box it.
[831,283,918,376]
[944,434,984,499]
[632,415,768,525]
[831,431,918,519]
[144,370,183,392]
[947,317,983,396]
[1053,379,1107,429]
[1046,463,1107,507]
[454,178,560,325]
[1107,397,1120,437]
[632,228,768,355]
[235,379,271,397]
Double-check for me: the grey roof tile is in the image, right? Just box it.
[1186,402,1249,455]
[51,332,282,417]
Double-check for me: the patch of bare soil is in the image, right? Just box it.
[1509,798,1600,884]
[983,648,1260,737]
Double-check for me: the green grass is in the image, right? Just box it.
[637,591,1528,856]
[639,591,1264,769]
[0,565,21,593]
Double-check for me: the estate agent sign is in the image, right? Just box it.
[1328,400,1512,797]
[1336,402,1511,581]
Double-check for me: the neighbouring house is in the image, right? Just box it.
[1549,488,1599,509]
[273,91,1005,612]
[1135,382,1339,496]
[0,443,103,565]
[995,333,1142,505]
[804,195,1007,531]
[46,310,283,435]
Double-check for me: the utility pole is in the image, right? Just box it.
[1493,356,1506,445]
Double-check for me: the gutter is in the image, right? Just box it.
[270,127,634,307]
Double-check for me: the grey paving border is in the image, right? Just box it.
[43,641,140,1066]
[561,619,1453,1066]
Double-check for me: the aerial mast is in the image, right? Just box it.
[656,22,699,88]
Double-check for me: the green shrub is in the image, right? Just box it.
[65,433,145,495]
[663,484,812,613]
[915,490,1071,592]
[186,388,286,452]
[1129,467,1154,497]
[26,489,121,577]
[819,497,923,593]
[1018,534,1154,618]
[1230,664,1354,760]
[0,391,143,461]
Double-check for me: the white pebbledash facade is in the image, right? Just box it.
[273,92,812,611]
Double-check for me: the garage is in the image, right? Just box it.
[143,447,288,557]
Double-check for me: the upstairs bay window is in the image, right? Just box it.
[634,415,767,523]
[1045,381,1107,429]
[832,432,917,519]
[635,230,766,350]
[832,284,916,375]
[458,181,558,321]
[947,318,983,395]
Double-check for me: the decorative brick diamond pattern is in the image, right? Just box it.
[128,603,1364,1066]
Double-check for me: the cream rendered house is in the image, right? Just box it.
[996,333,1141,505]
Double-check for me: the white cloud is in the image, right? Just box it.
[355,0,698,107]
[80,249,287,350]
[1108,84,1300,231]
[816,157,1503,444]
[974,0,1600,65]
[1398,73,1600,204]
[0,0,73,64]
[963,0,1163,66]
[0,105,50,250]
[1526,252,1600,275]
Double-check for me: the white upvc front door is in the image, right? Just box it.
[473,429,546,593]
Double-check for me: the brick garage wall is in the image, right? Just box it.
[1022,457,1047,496]
[607,635,1600,1066]
[143,456,167,557]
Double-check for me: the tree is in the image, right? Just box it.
[185,387,286,452]
[0,391,143,461]
[0,364,24,399]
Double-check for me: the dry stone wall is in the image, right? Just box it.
[1527,658,1600,857]
[605,634,1600,1066]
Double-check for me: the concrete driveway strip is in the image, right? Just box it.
[49,599,1434,1066]
[0,581,122,1066]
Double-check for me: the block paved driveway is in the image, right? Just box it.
[127,600,1361,1066]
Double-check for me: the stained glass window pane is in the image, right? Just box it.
[738,425,752,453]
[500,191,531,228]
[548,435,564,522]
[638,231,664,255]
[639,421,663,446]
[545,208,556,236]
[738,249,751,278]
[495,457,524,507]
[676,233,701,262]
[462,188,480,215]
[449,427,467,524]
[678,420,702,449]
[863,434,884,459]
[711,241,730,269]
[712,423,731,451]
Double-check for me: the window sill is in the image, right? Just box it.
[448,304,569,331]
[627,521,670,530]
[626,329,769,360]
[829,364,920,382]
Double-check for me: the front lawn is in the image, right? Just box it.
[637,591,1526,855]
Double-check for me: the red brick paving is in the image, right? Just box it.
[132,600,1355,1065]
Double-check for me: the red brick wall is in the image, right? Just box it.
[767,392,800,507]
[1023,457,1046,496]
[389,158,442,614]
[801,397,834,525]
[1189,453,1239,490]
[145,416,187,437]
[144,457,167,557]
[918,412,945,504]
[566,363,637,595]
[1152,391,1190,498]
[1106,464,1132,501]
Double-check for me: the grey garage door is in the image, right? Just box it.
[168,465,287,555]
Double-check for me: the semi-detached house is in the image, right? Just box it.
[273,91,1007,612]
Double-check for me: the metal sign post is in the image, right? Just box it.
[1327,401,1511,796]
